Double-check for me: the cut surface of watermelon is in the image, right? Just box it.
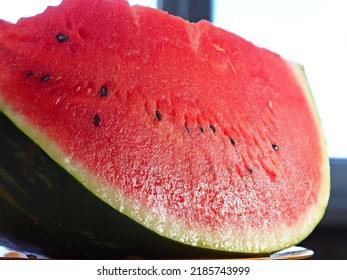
[0,0,329,255]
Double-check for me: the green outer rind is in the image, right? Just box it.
[0,112,262,259]
[0,61,330,256]
[286,61,330,234]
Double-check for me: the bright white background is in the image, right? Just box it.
[0,0,157,257]
[213,0,347,158]
[0,0,346,158]
[0,0,346,258]
[0,259,345,279]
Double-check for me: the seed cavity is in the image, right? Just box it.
[56,34,69,42]
[272,144,279,151]
[155,110,162,121]
[229,137,235,146]
[93,114,101,126]
[40,75,51,82]
[247,168,253,174]
[199,126,204,133]
[209,125,216,133]
[100,86,108,97]
[26,71,34,77]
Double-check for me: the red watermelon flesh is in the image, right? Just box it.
[0,0,329,253]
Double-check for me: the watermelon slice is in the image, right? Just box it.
[0,0,329,258]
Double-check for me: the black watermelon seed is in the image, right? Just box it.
[185,126,190,134]
[40,75,51,82]
[26,71,34,77]
[56,34,69,42]
[155,110,162,121]
[248,168,253,174]
[209,125,216,133]
[229,137,235,146]
[100,86,108,97]
[272,144,279,151]
[93,114,101,126]
[199,126,204,133]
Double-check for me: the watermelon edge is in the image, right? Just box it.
[0,61,330,254]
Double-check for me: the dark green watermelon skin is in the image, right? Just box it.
[0,113,261,259]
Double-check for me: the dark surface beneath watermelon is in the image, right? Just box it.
[0,0,330,257]
[0,113,267,259]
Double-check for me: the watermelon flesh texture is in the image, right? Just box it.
[0,0,329,255]
[1,113,259,259]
